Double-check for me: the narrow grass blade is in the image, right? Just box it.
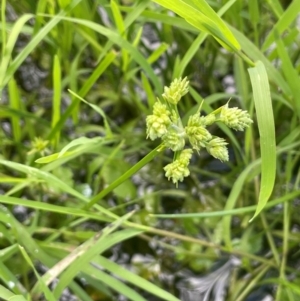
[51,55,62,147]
[0,195,110,222]
[142,72,156,108]
[93,255,184,301]
[262,0,300,51]
[84,144,164,209]
[152,0,240,51]
[274,29,300,117]
[229,25,291,97]
[151,190,300,218]
[0,159,118,219]
[85,265,148,301]
[68,90,113,137]
[0,284,27,301]
[0,261,26,295]
[46,15,162,92]
[1,0,83,89]
[0,14,33,87]
[248,61,276,221]
[19,245,56,301]
[49,212,138,298]
[175,0,236,79]
[7,78,22,143]
[47,51,115,140]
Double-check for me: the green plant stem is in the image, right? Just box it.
[236,50,255,67]
[83,144,165,209]
[276,196,290,301]
[125,221,277,267]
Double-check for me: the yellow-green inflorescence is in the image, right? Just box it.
[146,77,253,186]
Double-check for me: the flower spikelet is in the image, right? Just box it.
[220,104,253,131]
[163,125,185,151]
[164,149,193,186]
[206,137,229,162]
[200,114,216,126]
[185,114,212,151]
[146,101,171,140]
[162,77,189,105]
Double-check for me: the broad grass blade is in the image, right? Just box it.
[248,61,276,221]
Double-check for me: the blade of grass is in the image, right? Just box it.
[0,0,83,90]
[151,190,300,218]
[83,144,164,209]
[48,212,139,298]
[228,25,291,97]
[152,0,240,51]
[0,195,110,223]
[7,78,22,143]
[111,0,129,72]
[248,61,276,221]
[274,29,300,118]
[47,51,116,140]
[51,55,62,147]
[68,90,113,137]
[19,245,56,301]
[84,264,148,301]
[262,0,300,51]
[0,261,26,296]
[0,14,33,88]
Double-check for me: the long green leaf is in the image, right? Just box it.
[248,61,276,221]
[152,0,240,51]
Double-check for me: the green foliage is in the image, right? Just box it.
[0,0,300,300]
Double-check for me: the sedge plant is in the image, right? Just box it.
[146,77,253,186]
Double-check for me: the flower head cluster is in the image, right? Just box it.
[146,101,171,140]
[220,103,253,131]
[162,77,189,105]
[145,78,253,185]
[164,149,193,186]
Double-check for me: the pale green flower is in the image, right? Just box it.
[163,125,185,151]
[163,149,193,185]
[220,104,253,131]
[206,137,229,162]
[164,160,190,185]
[199,114,216,126]
[146,102,171,140]
[162,77,189,105]
[179,148,193,165]
[152,99,170,116]
[185,114,212,151]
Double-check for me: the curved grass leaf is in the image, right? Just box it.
[228,25,291,97]
[0,14,33,88]
[152,0,240,51]
[248,61,276,221]
[175,0,237,77]
[19,246,56,301]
